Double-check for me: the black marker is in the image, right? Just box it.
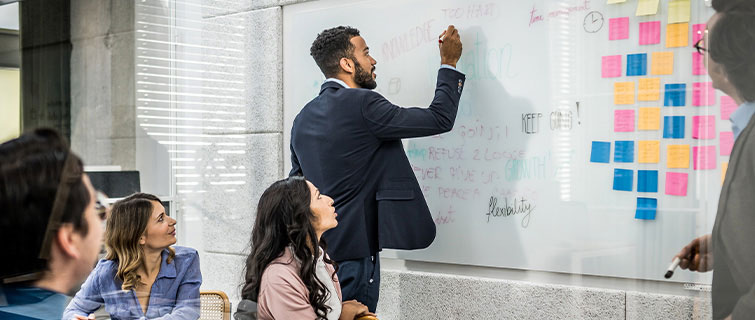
[665,257,681,279]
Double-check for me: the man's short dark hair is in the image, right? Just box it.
[0,128,90,281]
[709,10,755,102]
[310,26,361,78]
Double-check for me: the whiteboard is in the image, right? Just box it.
[284,0,721,283]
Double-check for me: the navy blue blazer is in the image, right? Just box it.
[290,68,466,261]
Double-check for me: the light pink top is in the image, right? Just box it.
[257,247,342,320]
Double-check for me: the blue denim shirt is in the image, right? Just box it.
[63,246,202,320]
[730,101,755,140]
[0,285,67,319]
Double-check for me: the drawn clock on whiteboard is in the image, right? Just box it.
[583,11,604,33]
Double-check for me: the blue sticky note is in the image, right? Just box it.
[635,197,658,220]
[664,83,686,106]
[627,53,648,76]
[614,141,635,163]
[613,169,633,191]
[638,170,658,192]
[591,141,611,163]
[663,116,685,139]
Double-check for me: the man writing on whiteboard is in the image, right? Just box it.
[289,25,464,311]
[672,1,755,319]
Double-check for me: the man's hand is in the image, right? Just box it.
[439,25,462,68]
[674,234,713,272]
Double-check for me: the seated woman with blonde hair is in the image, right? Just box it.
[241,176,377,320]
[63,193,202,319]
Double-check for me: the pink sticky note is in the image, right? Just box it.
[609,17,630,40]
[693,82,716,106]
[692,115,716,139]
[602,55,622,78]
[614,109,635,132]
[720,131,734,156]
[639,21,661,45]
[721,96,738,120]
[692,52,707,75]
[665,172,688,196]
[693,24,706,44]
[693,146,717,170]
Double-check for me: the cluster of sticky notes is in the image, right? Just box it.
[599,0,723,222]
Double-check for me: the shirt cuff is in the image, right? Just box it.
[440,64,462,73]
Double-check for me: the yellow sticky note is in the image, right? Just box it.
[637,0,660,16]
[608,0,627,3]
[722,162,728,184]
[639,140,660,163]
[638,107,661,130]
[651,52,674,75]
[668,0,691,24]
[666,23,689,48]
[614,82,635,105]
[667,144,690,168]
[638,78,661,101]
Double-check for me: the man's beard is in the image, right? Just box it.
[353,61,377,89]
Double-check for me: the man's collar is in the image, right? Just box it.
[324,78,351,89]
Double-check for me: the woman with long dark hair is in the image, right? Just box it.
[63,193,202,319]
[241,176,376,320]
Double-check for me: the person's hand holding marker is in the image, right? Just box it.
[438,25,462,68]
[667,234,713,278]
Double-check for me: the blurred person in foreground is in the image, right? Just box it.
[673,1,755,319]
[0,128,106,320]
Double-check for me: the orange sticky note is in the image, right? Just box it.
[638,78,661,101]
[722,162,728,184]
[666,23,689,48]
[638,107,661,130]
[639,140,660,163]
[667,144,690,168]
[651,52,674,75]
[615,82,635,105]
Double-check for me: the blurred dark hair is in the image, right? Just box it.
[0,128,90,281]
[241,176,337,320]
[712,0,755,13]
[709,10,755,102]
[310,26,361,78]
